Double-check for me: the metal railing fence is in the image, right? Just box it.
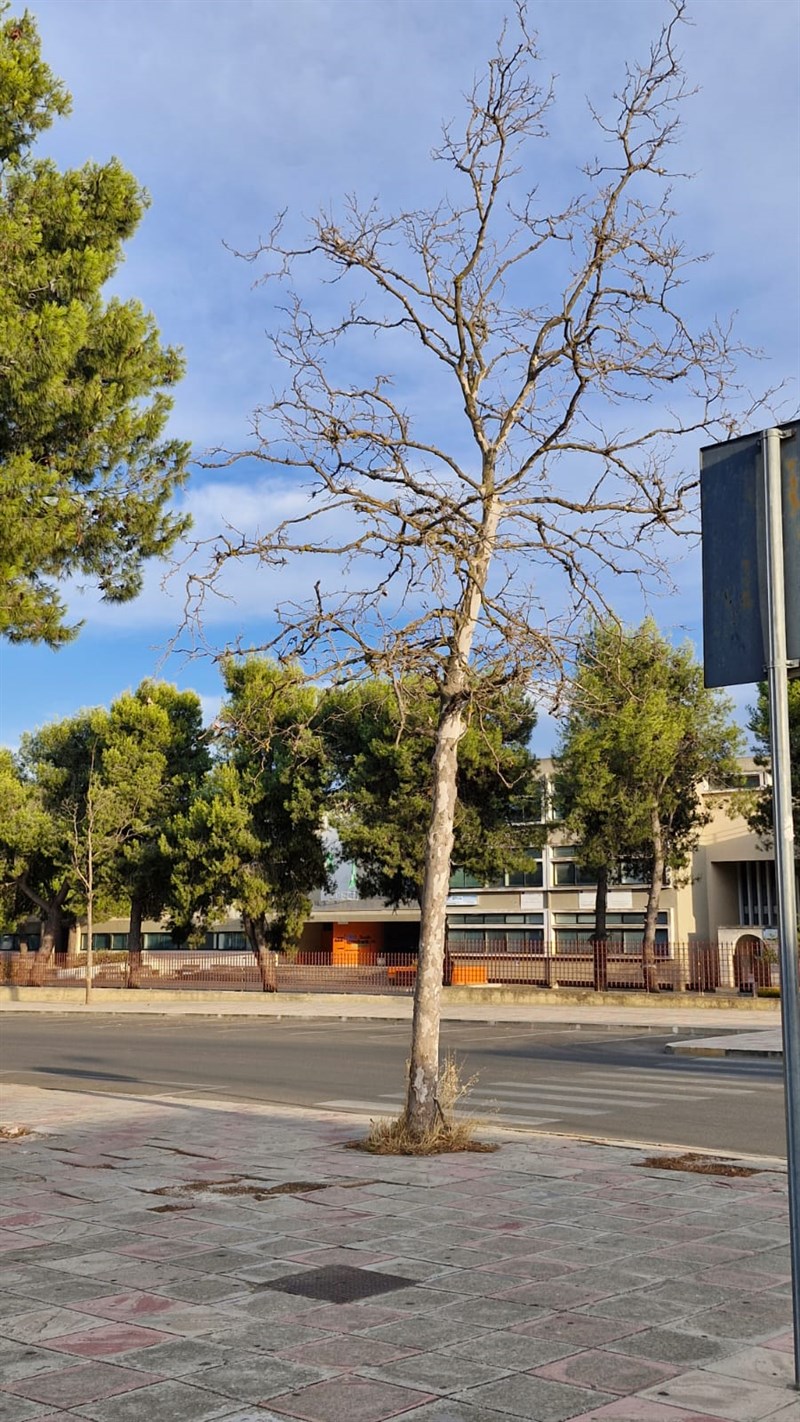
[0,938,782,996]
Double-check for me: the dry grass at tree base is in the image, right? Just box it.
[639,1152,761,1178]
[349,1055,499,1157]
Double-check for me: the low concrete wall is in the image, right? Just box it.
[443,986,780,1010]
[0,984,780,1012]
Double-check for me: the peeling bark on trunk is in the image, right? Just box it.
[405,697,465,1137]
[643,807,664,992]
[592,864,609,992]
[404,496,499,1139]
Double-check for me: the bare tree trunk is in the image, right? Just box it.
[127,894,143,987]
[643,807,664,992]
[592,863,609,992]
[405,695,465,1136]
[243,913,276,991]
[84,849,93,1006]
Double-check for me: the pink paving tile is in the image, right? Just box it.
[75,1291,181,1321]
[43,1323,177,1357]
[0,1231,48,1252]
[3,1361,161,1408]
[764,1331,795,1352]
[532,1345,679,1394]
[2,1211,55,1228]
[511,1311,645,1346]
[265,1375,434,1421]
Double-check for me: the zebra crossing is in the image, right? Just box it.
[317,1065,783,1130]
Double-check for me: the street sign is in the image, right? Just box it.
[700,422,800,688]
[701,425,800,1391]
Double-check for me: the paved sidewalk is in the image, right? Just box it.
[1,1084,797,1422]
[0,990,782,1034]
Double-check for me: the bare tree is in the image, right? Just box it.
[188,3,764,1136]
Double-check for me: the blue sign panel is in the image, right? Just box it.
[700,424,800,688]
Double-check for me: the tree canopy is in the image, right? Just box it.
[322,678,541,905]
[555,619,743,959]
[167,660,332,953]
[0,5,190,646]
[747,680,800,849]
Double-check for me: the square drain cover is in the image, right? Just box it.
[266,1264,413,1303]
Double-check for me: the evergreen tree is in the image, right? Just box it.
[0,6,190,646]
[556,620,743,985]
[322,678,541,905]
[167,660,331,954]
[747,680,800,848]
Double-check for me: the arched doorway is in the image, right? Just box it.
[733,934,772,992]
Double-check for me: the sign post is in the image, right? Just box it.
[701,422,800,1389]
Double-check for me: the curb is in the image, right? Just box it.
[666,1040,783,1059]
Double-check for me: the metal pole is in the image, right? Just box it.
[762,426,800,1390]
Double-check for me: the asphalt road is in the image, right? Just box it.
[0,1014,787,1159]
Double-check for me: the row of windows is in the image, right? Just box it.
[447,929,669,953]
[450,847,650,892]
[80,931,249,952]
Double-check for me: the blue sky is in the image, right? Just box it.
[2,0,798,754]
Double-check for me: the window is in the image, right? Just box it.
[143,932,176,950]
[447,912,544,954]
[449,867,483,890]
[553,859,597,886]
[553,911,668,953]
[737,861,777,928]
[508,849,543,888]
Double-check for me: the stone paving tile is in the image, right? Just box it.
[189,1356,332,1403]
[763,1334,794,1354]
[689,1296,793,1342]
[265,1375,434,1421]
[437,1296,547,1329]
[606,1326,730,1368]
[73,1378,239,1421]
[579,1291,697,1326]
[456,1372,615,1420]
[492,1278,613,1311]
[1,1308,109,1346]
[40,1323,176,1358]
[0,1396,54,1421]
[510,1312,645,1348]
[4,1277,117,1309]
[300,1303,413,1334]
[69,1292,181,1324]
[532,1345,679,1394]
[277,1335,418,1371]
[115,1337,233,1375]
[369,1405,513,1422]
[639,1368,799,1420]
[442,1331,580,1371]
[363,1317,492,1352]
[0,1344,68,1386]
[568,1401,728,1420]
[361,1350,512,1394]
[706,1346,797,1388]
[2,1362,161,1410]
